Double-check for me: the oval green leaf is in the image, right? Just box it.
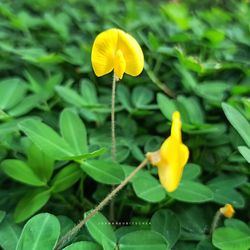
[169,181,213,203]
[60,108,88,155]
[51,163,82,193]
[119,230,169,250]
[151,209,181,248]
[182,163,201,180]
[157,93,177,120]
[27,143,54,183]
[0,217,21,250]
[132,86,154,108]
[212,227,250,250]
[16,213,60,250]
[81,160,125,185]
[85,212,116,249]
[222,103,250,147]
[0,78,27,110]
[63,241,102,250]
[14,189,51,223]
[18,119,74,160]
[1,159,46,187]
[132,175,166,203]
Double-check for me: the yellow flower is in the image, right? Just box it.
[147,111,189,192]
[220,204,235,218]
[91,28,144,80]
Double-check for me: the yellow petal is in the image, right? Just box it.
[171,111,181,142]
[117,30,144,76]
[156,111,189,192]
[158,137,183,192]
[91,28,118,77]
[179,143,189,167]
[114,50,126,79]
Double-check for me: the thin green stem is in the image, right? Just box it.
[55,158,148,250]
[210,210,222,235]
[111,73,117,162]
[110,73,118,221]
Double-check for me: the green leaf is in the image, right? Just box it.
[81,160,125,185]
[151,209,180,248]
[27,143,54,182]
[8,94,42,117]
[132,175,166,203]
[207,175,246,208]
[169,181,213,203]
[212,227,250,250]
[55,85,85,107]
[162,2,190,30]
[157,93,177,120]
[63,241,102,250]
[18,119,75,160]
[1,159,46,186]
[51,163,82,193]
[195,82,229,102]
[14,189,51,223]
[63,148,107,161]
[16,213,60,250]
[119,230,169,250]
[238,146,250,163]
[85,212,116,249]
[209,187,245,208]
[176,96,204,124]
[225,219,250,235]
[132,86,154,108]
[60,108,88,155]
[0,78,27,110]
[80,79,98,105]
[222,103,250,147]
[208,174,247,188]
[175,63,197,91]
[182,163,201,180]
[0,217,21,250]
[117,85,132,112]
[178,206,208,237]
[204,29,225,44]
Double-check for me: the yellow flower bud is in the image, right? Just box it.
[220,204,235,218]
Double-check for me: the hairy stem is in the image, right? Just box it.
[210,210,221,235]
[55,158,148,250]
[110,73,117,221]
[111,73,117,162]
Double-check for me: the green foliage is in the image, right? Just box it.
[62,242,102,250]
[0,0,249,249]
[81,160,125,185]
[119,230,168,250]
[213,227,250,250]
[85,212,116,249]
[16,213,60,250]
[151,209,181,248]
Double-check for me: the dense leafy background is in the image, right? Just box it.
[0,0,249,249]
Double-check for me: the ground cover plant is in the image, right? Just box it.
[0,0,250,249]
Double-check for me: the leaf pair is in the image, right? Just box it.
[85,212,168,250]
[18,108,88,160]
